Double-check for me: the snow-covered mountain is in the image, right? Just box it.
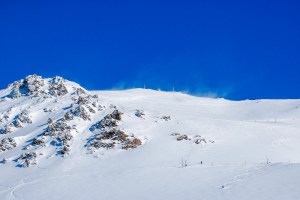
[1,75,300,200]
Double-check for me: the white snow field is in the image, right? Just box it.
[0,75,300,200]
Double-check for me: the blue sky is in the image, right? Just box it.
[0,0,299,100]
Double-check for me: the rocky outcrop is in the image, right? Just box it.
[0,123,15,134]
[0,75,146,167]
[42,118,74,156]
[18,152,38,168]
[88,110,142,151]
[44,119,72,137]
[0,137,17,152]
[71,105,91,121]
[171,133,214,145]
[1,109,33,134]
[7,74,69,98]
[161,116,171,121]
[135,109,145,118]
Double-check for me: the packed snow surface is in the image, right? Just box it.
[1,75,300,200]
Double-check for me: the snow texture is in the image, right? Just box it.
[1,75,300,200]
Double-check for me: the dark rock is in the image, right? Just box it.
[61,145,70,155]
[32,138,45,146]
[135,110,145,118]
[161,116,171,121]
[71,105,91,121]
[0,137,17,151]
[122,138,142,150]
[64,112,74,121]
[177,135,189,141]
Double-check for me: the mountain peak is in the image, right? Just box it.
[0,74,144,167]
[6,74,78,98]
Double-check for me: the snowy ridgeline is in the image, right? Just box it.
[1,74,300,200]
[0,75,211,168]
[0,75,151,167]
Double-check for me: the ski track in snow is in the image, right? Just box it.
[9,174,75,200]
[221,164,266,190]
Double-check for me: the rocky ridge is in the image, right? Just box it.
[0,75,145,167]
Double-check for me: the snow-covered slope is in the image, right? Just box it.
[1,75,300,200]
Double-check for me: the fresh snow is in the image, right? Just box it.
[1,75,300,200]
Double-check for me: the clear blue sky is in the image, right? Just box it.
[0,0,299,100]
